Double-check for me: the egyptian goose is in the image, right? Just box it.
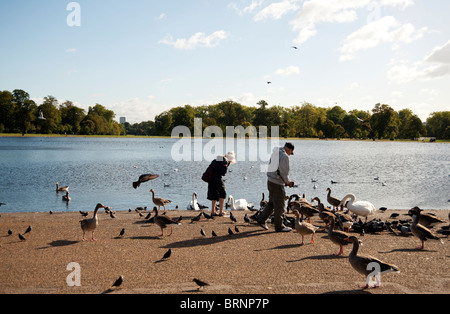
[326,188,341,211]
[292,209,318,245]
[132,174,159,189]
[328,217,351,256]
[80,203,106,241]
[150,189,171,212]
[409,207,446,228]
[56,182,69,193]
[409,207,444,250]
[346,236,400,289]
[152,207,180,236]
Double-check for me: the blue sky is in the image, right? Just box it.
[1,0,449,123]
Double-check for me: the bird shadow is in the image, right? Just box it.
[254,242,300,252]
[379,248,438,254]
[37,239,80,249]
[130,235,161,240]
[322,289,371,295]
[286,254,347,263]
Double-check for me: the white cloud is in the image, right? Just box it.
[291,0,371,45]
[275,65,300,76]
[388,40,450,83]
[66,48,77,53]
[254,0,300,21]
[156,13,166,20]
[109,96,161,124]
[228,0,265,15]
[340,16,426,61]
[159,31,229,50]
[380,0,414,10]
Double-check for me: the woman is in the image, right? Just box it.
[207,152,236,216]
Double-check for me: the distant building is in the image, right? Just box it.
[120,117,126,124]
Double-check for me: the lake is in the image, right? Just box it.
[0,136,449,213]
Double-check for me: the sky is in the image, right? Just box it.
[0,0,449,124]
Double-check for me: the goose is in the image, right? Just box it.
[80,203,107,241]
[408,207,446,228]
[339,194,375,221]
[227,195,248,211]
[56,182,69,193]
[150,189,171,212]
[346,236,400,289]
[62,191,71,202]
[312,197,335,228]
[326,188,341,211]
[292,209,318,245]
[152,207,180,237]
[133,174,159,189]
[288,201,319,223]
[328,217,351,256]
[409,207,444,250]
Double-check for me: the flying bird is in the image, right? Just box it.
[291,46,298,50]
[133,174,159,189]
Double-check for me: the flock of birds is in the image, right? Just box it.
[4,172,449,291]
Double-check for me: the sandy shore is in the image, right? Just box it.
[0,209,449,294]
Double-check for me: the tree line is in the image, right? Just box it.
[1,89,449,140]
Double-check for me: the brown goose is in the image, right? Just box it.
[346,236,400,289]
[150,189,171,213]
[80,203,106,241]
[133,174,159,189]
[312,197,335,227]
[326,188,341,211]
[152,207,180,236]
[328,217,351,256]
[288,200,319,223]
[409,207,446,228]
[56,182,69,193]
[292,209,318,245]
[409,207,444,250]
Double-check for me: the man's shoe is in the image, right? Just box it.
[276,227,292,233]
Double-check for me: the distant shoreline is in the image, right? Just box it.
[1,133,449,143]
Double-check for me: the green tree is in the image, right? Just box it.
[59,101,86,134]
[370,103,399,139]
[0,90,15,132]
[398,109,425,139]
[37,96,61,134]
[12,89,37,135]
[426,111,450,139]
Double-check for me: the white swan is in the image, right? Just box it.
[227,195,248,211]
[339,194,375,220]
[187,192,200,211]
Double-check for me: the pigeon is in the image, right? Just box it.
[234,226,240,233]
[193,278,210,290]
[212,230,217,237]
[162,249,172,260]
[112,276,123,288]
[230,212,237,223]
[244,214,250,224]
[228,228,234,235]
[110,211,116,219]
[24,225,32,234]
[202,211,214,220]
[18,233,26,241]
[80,211,89,217]
[8,229,12,236]
[201,229,206,237]
[191,213,202,223]
[119,228,125,237]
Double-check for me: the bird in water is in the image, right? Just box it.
[80,203,107,241]
[133,174,159,189]
[56,182,69,193]
[62,191,71,202]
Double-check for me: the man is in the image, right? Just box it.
[257,143,295,232]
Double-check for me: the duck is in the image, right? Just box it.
[346,236,400,289]
[62,191,71,202]
[133,174,159,189]
[408,207,446,228]
[339,194,375,221]
[409,207,444,250]
[326,188,341,211]
[80,203,107,241]
[150,189,171,212]
[56,182,69,193]
[292,209,318,245]
[328,216,351,256]
[227,195,248,211]
[152,207,180,237]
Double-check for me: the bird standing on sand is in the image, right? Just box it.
[328,217,351,256]
[346,236,400,289]
[201,229,206,237]
[150,189,172,213]
[119,228,125,237]
[193,278,210,290]
[162,249,172,260]
[80,211,88,217]
[80,203,107,241]
[409,206,446,228]
[292,209,318,245]
[133,174,159,189]
[24,225,32,234]
[18,233,26,241]
[339,194,375,221]
[230,212,237,223]
[212,230,217,237]
[111,276,123,289]
[152,207,180,237]
[409,207,444,250]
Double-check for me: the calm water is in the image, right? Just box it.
[0,137,449,213]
